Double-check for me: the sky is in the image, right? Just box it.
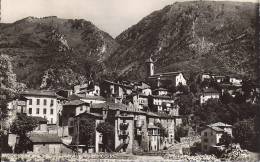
[1,0,258,37]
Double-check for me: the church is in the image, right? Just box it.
[145,57,187,88]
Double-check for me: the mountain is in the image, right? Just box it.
[105,1,257,81]
[0,16,118,89]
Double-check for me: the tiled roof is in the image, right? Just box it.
[21,89,56,97]
[68,94,105,101]
[75,112,103,119]
[208,126,224,132]
[208,122,232,127]
[29,134,62,143]
[63,100,87,106]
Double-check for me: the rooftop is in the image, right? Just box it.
[208,126,224,132]
[68,94,106,101]
[63,100,88,106]
[75,111,103,119]
[150,71,183,78]
[208,122,232,128]
[21,89,57,97]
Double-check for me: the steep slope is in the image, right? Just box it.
[0,16,119,89]
[106,1,257,81]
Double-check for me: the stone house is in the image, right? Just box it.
[201,122,232,153]
[28,134,73,154]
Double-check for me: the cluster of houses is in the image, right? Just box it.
[3,58,250,154]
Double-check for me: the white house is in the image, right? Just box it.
[21,90,60,124]
[229,77,242,87]
[200,87,220,104]
[201,122,232,153]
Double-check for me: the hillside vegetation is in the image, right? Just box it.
[0,16,118,89]
[106,1,256,81]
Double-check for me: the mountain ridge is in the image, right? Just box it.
[0,16,119,89]
[105,1,257,81]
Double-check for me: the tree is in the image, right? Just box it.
[0,54,26,157]
[175,124,189,141]
[218,132,232,147]
[96,122,115,152]
[78,118,96,151]
[176,83,189,94]
[10,114,38,153]
[220,91,233,104]
[241,78,254,98]
[233,118,257,151]
[177,94,195,115]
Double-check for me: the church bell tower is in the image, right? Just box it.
[145,57,154,77]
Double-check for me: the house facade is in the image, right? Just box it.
[201,122,232,153]
[200,87,220,104]
[21,90,60,124]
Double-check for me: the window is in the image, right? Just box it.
[29,108,32,114]
[29,99,32,105]
[50,100,54,106]
[50,109,54,115]
[43,99,47,106]
[204,138,208,143]
[204,132,207,137]
[51,118,53,124]
[36,108,40,114]
[43,108,47,114]
[37,99,40,105]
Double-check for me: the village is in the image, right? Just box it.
[0,57,259,161]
